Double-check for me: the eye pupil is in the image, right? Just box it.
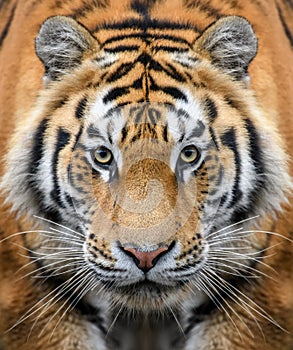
[184,149,193,158]
[94,147,113,165]
[180,145,199,164]
[99,150,108,158]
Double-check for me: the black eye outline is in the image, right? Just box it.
[93,146,113,167]
[179,145,201,165]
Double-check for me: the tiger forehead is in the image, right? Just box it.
[118,104,172,145]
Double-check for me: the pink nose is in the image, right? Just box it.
[123,246,169,272]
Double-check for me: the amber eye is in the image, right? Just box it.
[94,147,113,165]
[180,145,200,164]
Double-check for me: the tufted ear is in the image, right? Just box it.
[194,16,258,82]
[35,16,98,82]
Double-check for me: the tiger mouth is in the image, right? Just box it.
[104,279,184,296]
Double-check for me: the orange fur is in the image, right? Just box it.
[0,1,293,349]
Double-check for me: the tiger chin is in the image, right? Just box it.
[0,1,293,350]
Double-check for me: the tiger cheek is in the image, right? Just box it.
[177,165,209,241]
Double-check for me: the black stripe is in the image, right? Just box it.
[137,52,151,65]
[120,126,128,143]
[163,125,168,142]
[50,128,71,208]
[243,118,264,178]
[163,62,186,82]
[64,192,74,208]
[155,46,189,53]
[209,126,219,150]
[28,119,63,222]
[104,45,140,52]
[132,77,143,89]
[75,300,107,335]
[220,128,242,207]
[98,18,198,31]
[103,81,187,104]
[277,4,293,46]
[70,0,109,20]
[129,104,143,120]
[133,105,146,124]
[101,32,191,46]
[106,62,134,83]
[0,3,16,47]
[189,120,206,138]
[216,164,224,187]
[184,0,223,19]
[103,87,129,103]
[204,97,218,122]
[30,119,49,176]
[73,125,84,150]
[161,86,187,102]
[147,108,160,124]
[131,0,150,18]
[75,97,88,119]
[232,118,265,220]
[177,109,190,119]
[86,123,104,139]
[50,97,68,112]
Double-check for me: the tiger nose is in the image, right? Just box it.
[122,246,169,272]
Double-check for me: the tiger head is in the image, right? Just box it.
[2,15,291,311]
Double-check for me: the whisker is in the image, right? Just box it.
[235,230,293,243]
[33,215,84,238]
[40,268,94,338]
[40,235,83,246]
[7,268,85,332]
[209,256,272,276]
[206,267,286,332]
[0,230,61,244]
[31,267,90,332]
[106,301,125,337]
[197,270,247,340]
[202,269,258,339]
[17,258,83,281]
[205,216,259,240]
[165,302,185,337]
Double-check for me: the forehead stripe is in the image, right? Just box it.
[103,87,129,104]
[106,62,134,83]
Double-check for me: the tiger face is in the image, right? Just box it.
[2,15,291,312]
[68,102,219,309]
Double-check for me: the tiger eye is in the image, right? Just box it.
[94,147,113,165]
[180,145,199,164]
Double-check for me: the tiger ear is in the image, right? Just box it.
[35,16,98,82]
[194,16,258,83]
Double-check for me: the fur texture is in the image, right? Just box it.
[0,1,293,349]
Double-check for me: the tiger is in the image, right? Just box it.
[0,0,293,349]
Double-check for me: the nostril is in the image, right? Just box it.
[122,241,175,272]
[122,248,141,267]
[152,240,176,267]
[123,246,168,272]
